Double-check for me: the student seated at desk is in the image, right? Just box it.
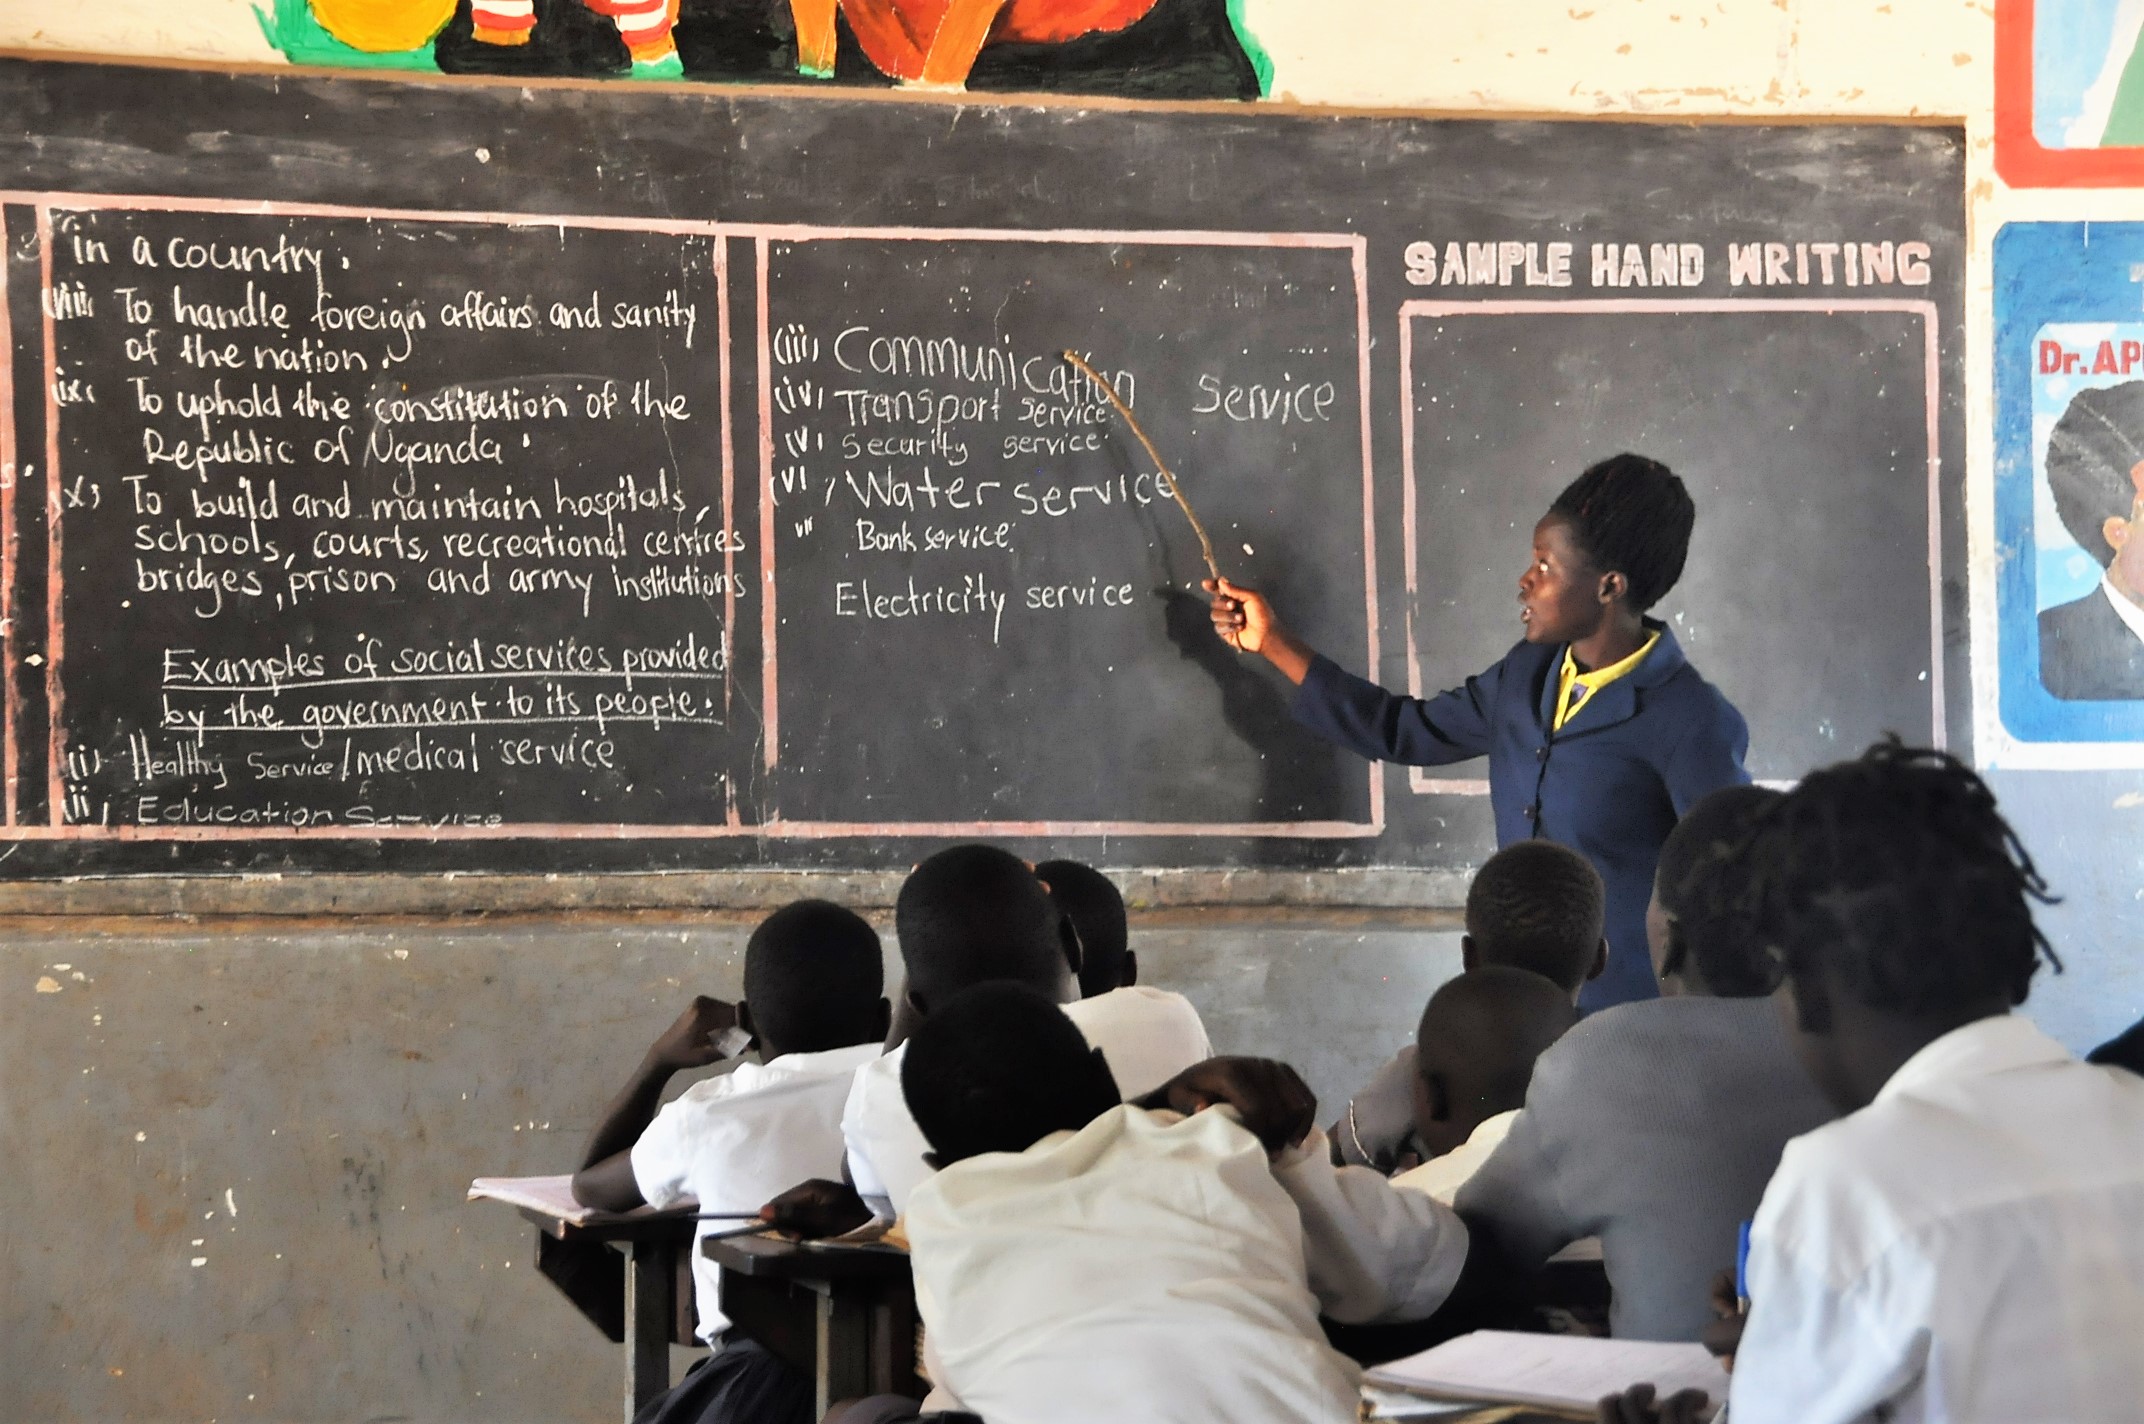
[773,843,1211,1234]
[1335,840,1608,1172]
[1456,785,1835,1342]
[1034,858,1135,997]
[570,900,891,1424]
[1602,744,2144,1424]
[1386,967,1578,1204]
[851,980,1369,1424]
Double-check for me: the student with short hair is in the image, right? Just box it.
[1212,454,1750,1009]
[1035,857,1136,997]
[1456,785,1835,1341]
[884,981,1370,1424]
[569,900,891,1424]
[1334,839,1606,1171]
[1388,967,1578,1204]
[1603,744,2144,1424]
[781,844,1211,1231]
[2037,380,2144,699]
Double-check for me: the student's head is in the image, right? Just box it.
[1647,785,1785,998]
[2044,380,2144,592]
[1521,454,1695,645]
[1035,859,1135,997]
[1741,742,2061,1112]
[901,981,1121,1168]
[894,844,1079,1018]
[739,900,891,1058]
[1412,967,1578,1159]
[1462,840,1608,1000]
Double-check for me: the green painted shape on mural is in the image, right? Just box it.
[1223,0,1273,98]
[631,52,688,81]
[253,0,441,72]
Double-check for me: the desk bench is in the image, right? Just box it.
[705,1234,925,1419]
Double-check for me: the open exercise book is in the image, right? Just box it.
[1366,1331,1729,1418]
[467,1173,697,1225]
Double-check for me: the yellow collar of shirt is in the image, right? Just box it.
[1553,630,1661,732]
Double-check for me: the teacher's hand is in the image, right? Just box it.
[1205,577,1273,653]
[1204,578,1314,684]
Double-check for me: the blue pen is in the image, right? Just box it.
[1735,1220,1753,1313]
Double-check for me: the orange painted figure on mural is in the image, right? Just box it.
[792,0,1160,85]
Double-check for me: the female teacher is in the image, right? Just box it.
[1209,454,1750,1009]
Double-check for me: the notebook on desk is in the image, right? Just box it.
[1365,1331,1728,1419]
[467,1173,697,1225]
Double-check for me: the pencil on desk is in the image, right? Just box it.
[699,1222,775,1242]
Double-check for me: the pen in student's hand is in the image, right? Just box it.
[688,1211,769,1221]
[1735,1220,1753,1314]
[698,1221,775,1242]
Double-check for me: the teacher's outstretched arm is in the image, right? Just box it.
[1204,576,1497,768]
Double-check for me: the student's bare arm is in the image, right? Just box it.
[1205,578,1316,685]
[1137,1055,1320,1153]
[569,996,738,1210]
[761,1179,875,1240]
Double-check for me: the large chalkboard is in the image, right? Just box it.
[0,56,1965,876]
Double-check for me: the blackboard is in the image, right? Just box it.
[0,56,1965,877]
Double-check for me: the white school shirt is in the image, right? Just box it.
[1270,1130,1472,1324]
[841,985,1211,1217]
[630,1042,881,1343]
[903,1105,1364,1424]
[1729,1014,2144,1424]
[1389,1109,1519,1205]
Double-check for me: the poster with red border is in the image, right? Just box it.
[1995,0,2144,187]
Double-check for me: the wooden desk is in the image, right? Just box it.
[515,1205,696,1424]
[704,1234,923,1418]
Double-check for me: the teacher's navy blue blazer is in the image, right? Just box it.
[1293,621,1750,1010]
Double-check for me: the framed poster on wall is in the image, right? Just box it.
[1996,0,2144,185]
[1993,221,2144,761]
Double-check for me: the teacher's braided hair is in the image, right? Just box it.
[1736,741,2059,1033]
[1548,454,1695,611]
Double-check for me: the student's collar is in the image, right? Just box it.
[1874,1013,2073,1105]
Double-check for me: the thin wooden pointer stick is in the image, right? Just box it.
[1061,351,1224,585]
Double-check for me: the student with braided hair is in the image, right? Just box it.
[1211,453,1750,1009]
[1602,742,2144,1424]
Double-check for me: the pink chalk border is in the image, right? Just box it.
[751,224,1381,839]
[1396,297,1945,797]
[18,190,741,840]
[1,192,1381,840]
[0,206,15,827]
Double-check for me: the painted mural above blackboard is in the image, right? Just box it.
[254,0,1269,98]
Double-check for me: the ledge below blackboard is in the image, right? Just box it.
[0,867,1471,920]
